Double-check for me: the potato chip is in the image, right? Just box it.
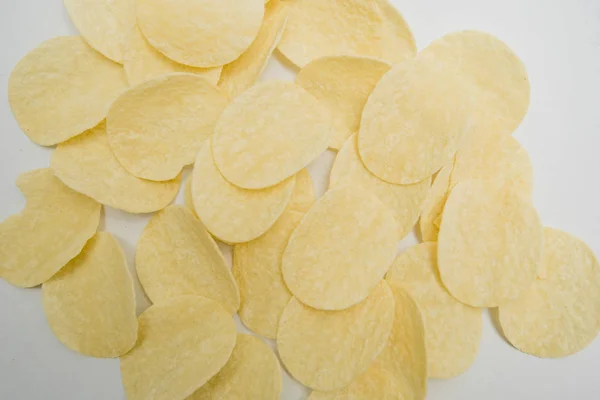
[184,178,196,216]
[120,296,237,400]
[189,334,281,400]
[212,81,332,189]
[282,186,397,310]
[376,0,417,64]
[0,169,100,288]
[51,122,180,214]
[64,0,136,63]
[42,232,137,357]
[330,135,430,240]
[124,25,222,87]
[387,243,482,378]
[191,141,295,244]
[438,180,543,307]
[358,56,474,184]
[419,165,452,242]
[296,57,391,150]
[136,0,264,67]
[277,281,395,391]
[287,168,315,213]
[8,36,128,146]
[106,73,229,181]
[499,228,600,358]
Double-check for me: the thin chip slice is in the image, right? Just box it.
[0,169,101,288]
[438,180,543,307]
[212,81,332,189]
[191,141,295,244]
[499,228,600,358]
[136,0,264,67]
[330,134,430,240]
[277,281,395,391]
[376,0,417,64]
[184,178,196,216]
[296,57,391,150]
[419,165,452,242]
[287,168,315,213]
[189,334,282,400]
[387,243,482,378]
[8,36,128,146]
[51,122,180,213]
[120,296,237,400]
[42,232,137,357]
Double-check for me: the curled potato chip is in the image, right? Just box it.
[212,81,332,189]
[51,122,180,213]
[387,243,482,378]
[438,180,543,307]
[499,228,600,358]
[42,232,137,357]
[120,296,237,400]
[107,73,230,181]
[136,205,240,313]
[282,186,398,310]
[191,141,295,244]
[287,168,315,213]
[8,36,128,146]
[0,169,101,288]
[376,0,417,64]
[189,334,282,400]
[330,135,430,240]
[137,0,264,67]
[419,165,452,242]
[296,57,391,150]
[277,281,395,391]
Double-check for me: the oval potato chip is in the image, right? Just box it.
[287,168,315,213]
[376,0,417,64]
[42,232,137,357]
[8,36,128,146]
[419,165,452,242]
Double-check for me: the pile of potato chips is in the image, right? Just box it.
[2,0,599,399]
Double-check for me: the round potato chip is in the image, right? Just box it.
[120,296,237,400]
[212,81,332,189]
[287,168,315,213]
[136,0,264,67]
[0,169,101,288]
[376,0,417,64]
[189,334,282,400]
[330,134,430,240]
[191,141,295,244]
[107,73,230,181]
[8,36,128,146]
[296,57,391,150]
[419,165,452,242]
[438,180,543,307]
[277,281,395,391]
[387,243,482,378]
[499,228,600,358]
[136,205,240,313]
[42,232,137,357]
[51,122,180,213]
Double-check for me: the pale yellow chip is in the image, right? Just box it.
[419,165,452,242]
[287,168,316,213]
[218,0,289,98]
[106,73,230,181]
[51,122,180,213]
[191,141,295,244]
[387,243,482,378]
[120,296,237,400]
[499,228,600,358]
[42,232,137,357]
[277,281,395,391]
[233,211,303,339]
[438,180,543,307]
[8,36,128,146]
[330,134,430,240]
[189,334,282,400]
[375,0,417,64]
[137,0,264,67]
[64,0,136,63]
[296,57,391,150]
[212,81,332,189]
[184,178,196,216]
[358,56,474,184]
[136,205,240,313]
[282,186,398,310]
[0,169,101,288]
[124,25,222,87]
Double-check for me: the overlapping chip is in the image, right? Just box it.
[286,168,316,213]
[419,165,452,242]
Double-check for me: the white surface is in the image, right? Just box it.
[1,0,599,399]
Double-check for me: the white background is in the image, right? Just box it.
[1,0,600,399]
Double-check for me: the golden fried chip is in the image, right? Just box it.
[287,168,315,213]
[0,169,100,288]
[419,165,452,242]
[42,232,137,357]
[376,0,417,64]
